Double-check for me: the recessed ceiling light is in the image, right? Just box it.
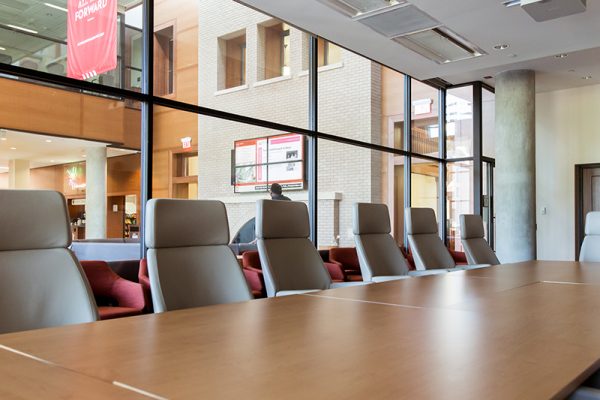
[555,53,568,59]
[582,76,593,80]
[10,147,16,150]
[0,138,6,141]
[44,2,68,12]
[50,160,55,162]
[493,44,509,50]
[0,46,5,51]
[7,24,38,34]
[45,139,52,143]
[82,155,87,158]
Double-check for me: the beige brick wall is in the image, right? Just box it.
[197,0,384,246]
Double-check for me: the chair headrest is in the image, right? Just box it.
[353,203,391,235]
[405,207,438,235]
[460,214,485,239]
[585,211,600,236]
[145,199,229,249]
[256,200,309,239]
[0,190,71,251]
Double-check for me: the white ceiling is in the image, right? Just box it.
[0,129,137,171]
[238,0,600,91]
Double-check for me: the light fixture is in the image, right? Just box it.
[50,160,55,162]
[0,46,5,51]
[483,75,493,79]
[6,24,38,34]
[10,147,16,150]
[555,53,568,58]
[44,2,68,12]
[0,138,6,141]
[493,44,509,50]
[45,139,52,143]
[582,76,592,80]
[82,154,87,157]
[502,0,521,7]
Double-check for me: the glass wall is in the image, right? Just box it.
[0,0,496,263]
[317,139,404,249]
[447,161,474,251]
[0,1,143,91]
[411,79,439,157]
[446,86,473,159]
[0,77,141,240]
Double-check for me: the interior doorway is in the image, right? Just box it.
[575,163,600,260]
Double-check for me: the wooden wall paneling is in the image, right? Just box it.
[264,24,282,80]
[0,78,81,137]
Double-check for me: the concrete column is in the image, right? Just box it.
[495,70,536,262]
[8,159,30,189]
[85,147,107,239]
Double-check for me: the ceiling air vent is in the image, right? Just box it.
[355,3,440,38]
[317,0,402,17]
[393,27,486,64]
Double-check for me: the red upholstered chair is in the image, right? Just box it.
[328,247,363,282]
[450,250,468,266]
[81,260,145,320]
[318,249,345,283]
[241,251,266,299]
[138,259,153,313]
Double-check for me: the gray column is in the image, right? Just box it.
[8,159,30,189]
[495,70,536,263]
[85,147,107,239]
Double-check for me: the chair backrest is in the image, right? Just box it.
[256,200,331,297]
[353,203,410,281]
[460,214,500,265]
[405,207,455,270]
[580,212,600,262]
[0,190,98,334]
[145,199,252,312]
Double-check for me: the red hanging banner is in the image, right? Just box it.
[67,0,118,80]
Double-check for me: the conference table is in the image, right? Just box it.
[2,260,600,399]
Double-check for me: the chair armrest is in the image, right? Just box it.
[111,278,145,310]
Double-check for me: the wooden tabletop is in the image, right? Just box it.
[2,260,600,399]
[0,347,150,399]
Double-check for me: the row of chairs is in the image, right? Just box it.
[6,189,597,334]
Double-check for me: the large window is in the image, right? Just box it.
[0,0,496,262]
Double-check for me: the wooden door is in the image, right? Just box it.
[575,165,600,259]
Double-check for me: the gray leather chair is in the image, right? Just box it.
[460,214,500,265]
[0,190,98,334]
[256,199,365,297]
[353,203,445,282]
[580,212,600,262]
[406,207,456,270]
[145,199,252,312]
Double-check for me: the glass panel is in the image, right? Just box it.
[155,0,308,129]
[411,79,439,157]
[0,75,141,242]
[411,157,441,226]
[318,139,403,250]
[446,85,473,158]
[320,57,406,148]
[0,1,144,90]
[152,106,307,250]
[446,161,474,252]
[482,88,495,158]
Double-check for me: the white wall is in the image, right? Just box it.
[536,83,600,260]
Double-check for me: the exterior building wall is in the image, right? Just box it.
[197,0,383,246]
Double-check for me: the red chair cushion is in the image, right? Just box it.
[81,260,145,320]
[329,247,361,273]
[450,250,468,266]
